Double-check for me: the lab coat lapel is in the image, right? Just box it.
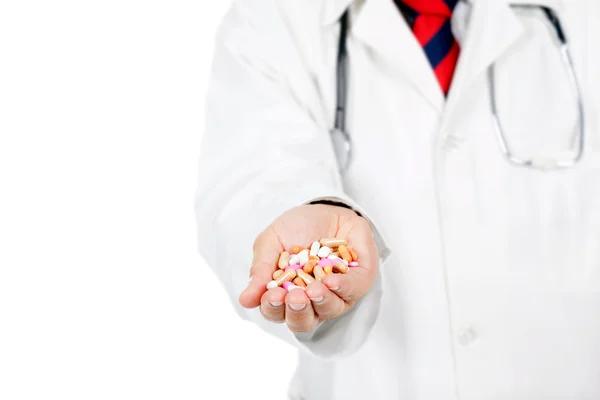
[351,0,445,112]
[445,0,524,115]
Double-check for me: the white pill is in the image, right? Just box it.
[288,254,300,266]
[317,246,332,258]
[298,249,309,266]
[266,280,278,289]
[309,241,321,256]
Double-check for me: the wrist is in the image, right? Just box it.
[308,200,363,218]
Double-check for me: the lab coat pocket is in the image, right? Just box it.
[493,5,580,162]
[535,161,600,293]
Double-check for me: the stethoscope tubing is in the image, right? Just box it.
[331,4,585,172]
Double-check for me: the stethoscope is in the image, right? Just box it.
[330,4,585,173]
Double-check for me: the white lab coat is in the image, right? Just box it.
[195,0,600,398]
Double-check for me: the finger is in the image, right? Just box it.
[260,287,287,323]
[322,266,374,304]
[239,228,282,309]
[304,281,348,321]
[285,288,319,333]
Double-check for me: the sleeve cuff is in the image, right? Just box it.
[304,195,392,264]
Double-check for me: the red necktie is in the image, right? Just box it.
[399,0,460,95]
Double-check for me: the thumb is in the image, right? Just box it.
[238,231,282,308]
[238,260,274,308]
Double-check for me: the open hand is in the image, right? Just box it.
[239,204,379,332]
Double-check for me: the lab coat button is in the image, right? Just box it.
[457,326,477,346]
[443,135,464,152]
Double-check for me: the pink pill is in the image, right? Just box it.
[285,264,303,271]
[318,258,334,267]
[349,261,359,267]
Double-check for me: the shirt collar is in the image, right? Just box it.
[322,0,354,26]
[321,0,563,26]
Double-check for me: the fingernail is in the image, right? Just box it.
[309,296,324,303]
[289,303,306,311]
[329,286,340,291]
[270,301,283,307]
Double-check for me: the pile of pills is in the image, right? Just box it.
[266,238,360,292]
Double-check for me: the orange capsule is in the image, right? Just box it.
[293,277,307,288]
[303,259,318,274]
[348,247,359,262]
[309,255,319,262]
[338,245,352,263]
[291,246,303,254]
[324,264,333,275]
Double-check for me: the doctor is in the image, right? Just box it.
[196,0,600,398]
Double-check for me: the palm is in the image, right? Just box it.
[267,204,378,284]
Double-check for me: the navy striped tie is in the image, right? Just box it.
[396,0,460,95]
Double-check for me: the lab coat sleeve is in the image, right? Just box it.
[195,0,391,359]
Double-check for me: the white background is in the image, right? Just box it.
[0,1,296,399]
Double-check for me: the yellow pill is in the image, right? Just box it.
[297,270,315,285]
[313,265,325,282]
[332,258,349,274]
[272,269,284,280]
[278,251,290,269]
[267,269,296,289]
[319,238,347,248]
